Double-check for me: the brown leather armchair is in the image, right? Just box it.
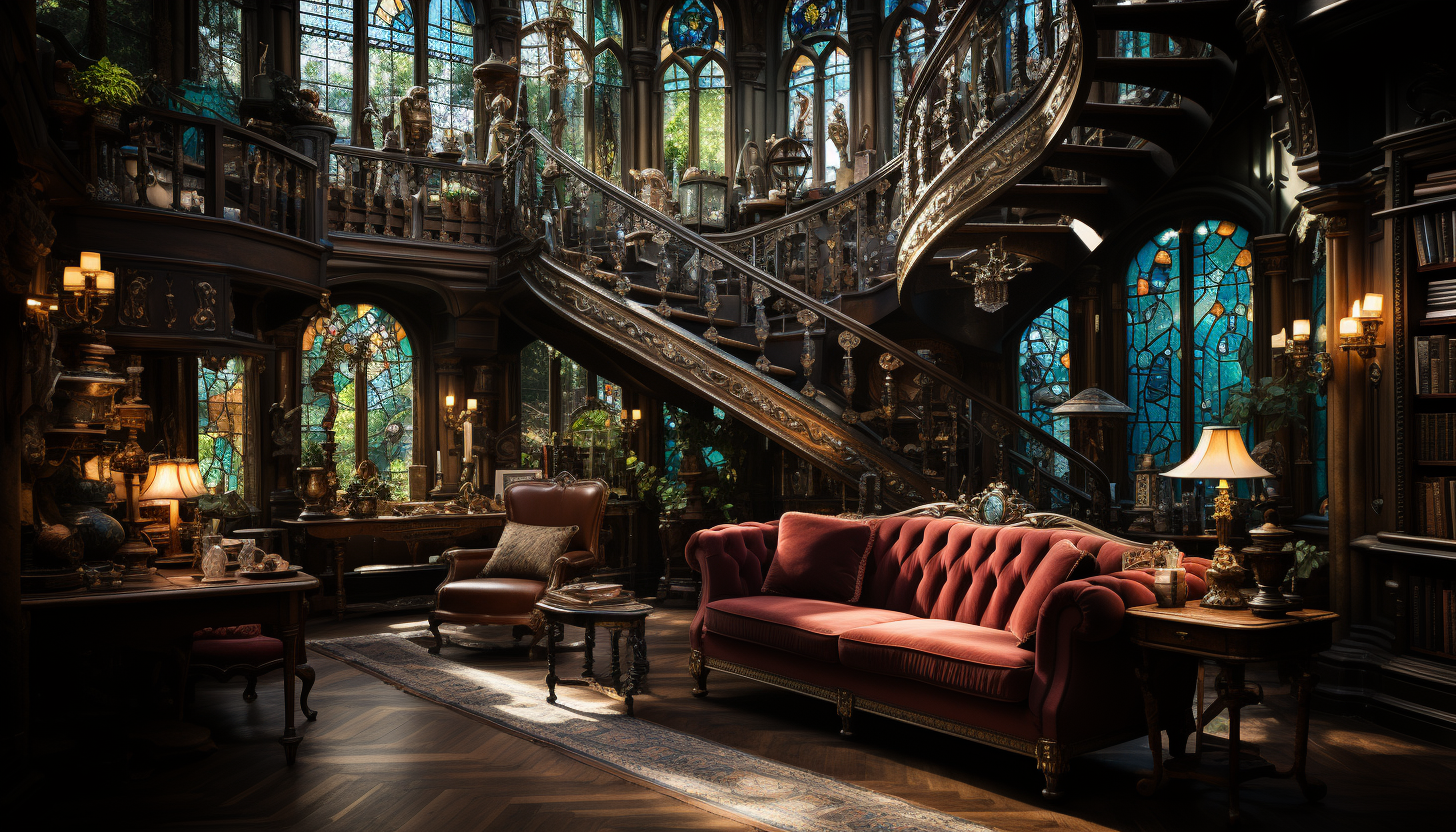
[428,474,608,654]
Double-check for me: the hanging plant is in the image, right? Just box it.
[72,57,141,110]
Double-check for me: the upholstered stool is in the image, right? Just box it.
[188,625,317,721]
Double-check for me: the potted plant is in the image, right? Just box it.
[1223,373,1320,433]
[441,185,462,219]
[462,187,481,220]
[72,57,141,133]
[1283,539,1329,610]
[343,474,392,518]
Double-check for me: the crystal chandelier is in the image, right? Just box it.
[952,236,1032,313]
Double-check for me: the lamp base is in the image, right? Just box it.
[1245,545,1296,619]
[1201,545,1248,609]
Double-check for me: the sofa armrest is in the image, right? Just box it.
[439,547,496,585]
[1029,575,1154,740]
[550,549,597,588]
[685,521,778,647]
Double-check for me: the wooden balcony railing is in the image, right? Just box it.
[324,145,506,248]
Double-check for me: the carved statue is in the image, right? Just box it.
[792,90,812,141]
[398,86,433,156]
[360,99,380,149]
[629,168,670,213]
[737,140,767,200]
[485,93,516,168]
[270,398,302,458]
[379,100,401,151]
[296,86,335,128]
[858,123,873,153]
[827,101,850,166]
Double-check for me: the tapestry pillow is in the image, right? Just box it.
[761,512,877,603]
[480,521,580,581]
[1007,539,1098,649]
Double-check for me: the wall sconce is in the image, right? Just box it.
[619,407,644,438]
[443,394,479,431]
[1339,293,1385,360]
[1283,318,1333,386]
[61,251,115,331]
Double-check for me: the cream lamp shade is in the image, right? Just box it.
[1162,426,1271,481]
[140,458,211,501]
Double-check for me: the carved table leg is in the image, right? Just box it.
[609,626,623,694]
[625,619,649,716]
[583,622,595,679]
[1290,668,1327,802]
[1135,651,1164,796]
[1225,661,1245,825]
[333,539,349,621]
[298,663,317,721]
[545,619,562,704]
[689,648,709,697]
[279,592,302,764]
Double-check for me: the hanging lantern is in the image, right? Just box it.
[953,237,1033,314]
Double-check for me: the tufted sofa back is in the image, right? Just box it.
[858,516,1159,629]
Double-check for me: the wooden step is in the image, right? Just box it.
[1076,102,1205,160]
[1093,56,1233,108]
[1045,143,1169,184]
[993,184,1113,225]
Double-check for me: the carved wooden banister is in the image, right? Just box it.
[324,144,506,248]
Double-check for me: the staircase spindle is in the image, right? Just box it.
[838,332,860,424]
[702,259,722,343]
[752,283,772,372]
[656,245,673,315]
[797,309,818,398]
[879,354,903,452]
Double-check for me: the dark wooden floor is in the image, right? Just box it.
[14,605,1456,831]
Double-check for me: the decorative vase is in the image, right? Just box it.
[201,544,227,580]
[92,106,124,133]
[58,476,126,563]
[296,466,331,520]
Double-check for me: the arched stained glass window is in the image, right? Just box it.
[302,304,416,495]
[667,0,720,51]
[300,0,355,141]
[520,0,628,179]
[1126,221,1254,481]
[662,63,692,178]
[780,2,851,189]
[1018,298,1071,449]
[594,51,626,178]
[889,15,927,156]
[783,0,844,51]
[198,355,253,498]
[658,3,730,181]
[368,0,415,119]
[428,0,476,135]
[823,48,851,182]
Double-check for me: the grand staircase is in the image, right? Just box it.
[490,0,1248,517]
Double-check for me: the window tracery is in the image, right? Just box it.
[658,2,730,181]
[521,0,628,180]
[197,355,253,498]
[780,1,851,187]
[886,1,930,157]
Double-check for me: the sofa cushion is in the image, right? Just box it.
[705,596,918,663]
[480,521,579,580]
[761,512,877,603]
[839,618,1034,702]
[1006,539,1098,647]
[438,577,547,616]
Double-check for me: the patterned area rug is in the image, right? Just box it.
[310,633,999,832]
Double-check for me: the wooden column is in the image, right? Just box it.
[630,47,656,174]
[432,355,464,497]
[1323,212,1358,639]
[848,8,878,163]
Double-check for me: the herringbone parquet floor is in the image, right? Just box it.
[13,605,1455,832]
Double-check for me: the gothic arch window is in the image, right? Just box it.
[368,0,416,118]
[301,304,417,495]
[1018,298,1071,449]
[192,0,246,122]
[427,0,477,136]
[197,355,255,498]
[520,0,629,180]
[780,1,851,187]
[658,1,730,182]
[300,0,355,141]
[1125,220,1255,483]
[884,1,930,157]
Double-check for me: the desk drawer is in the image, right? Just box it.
[1140,618,1227,653]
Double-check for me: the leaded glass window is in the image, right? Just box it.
[1310,227,1328,505]
[300,0,354,142]
[663,405,727,481]
[783,0,845,51]
[368,0,415,120]
[428,0,476,136]
[823,48,851,183]
[594,51,625,179]
[780,0,853,190]
[662,63,692,180]
[301,304,415,495]
[658,3,730,180]
[1018,298,1071,448]
[1125,222,1255,480]
[197,355,252,498]
[889,15,927,157]
[194,0,244,123]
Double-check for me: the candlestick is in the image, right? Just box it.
[463,420,473,485]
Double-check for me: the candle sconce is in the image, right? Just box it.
[1338,293,1385,361]
[1279,318,1333,389]
[442,394,479,431]
[60,251,116,332]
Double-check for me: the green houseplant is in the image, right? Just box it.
[1222,374,1320,433]
[72,58,141,131]
[441,185,463,219]
[462,187,481,219]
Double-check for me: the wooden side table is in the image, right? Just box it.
[1126,601,1337,824]
[536,599,652,715]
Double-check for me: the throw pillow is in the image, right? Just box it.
[480,521,580,581]
[1007,539,1098,649]
[761,512,877,603]
[1121,547,1157,571]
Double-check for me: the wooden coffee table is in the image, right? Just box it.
[535,599,653,715]
[1126,601,1338,824]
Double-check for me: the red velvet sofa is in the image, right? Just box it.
[685,513,1210,797]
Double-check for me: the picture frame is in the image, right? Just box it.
[494,468,542,499]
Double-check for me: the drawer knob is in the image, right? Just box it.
[1173,630,1192,641]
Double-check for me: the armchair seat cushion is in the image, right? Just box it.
[190,635,283,667]
[437,577,547,616]
[839,619,1035,702]
[705,596,918,663]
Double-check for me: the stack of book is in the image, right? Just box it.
[543,582,641,608]
[1415,168,1456,199]
[1416,477,1456,538]
[1426,278,1456,321]
[1419,413,1456,461]
[1413,335,1456,389]
[1414,211,1456,268]
[1411,575,1456,658]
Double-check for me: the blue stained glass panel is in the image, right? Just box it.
[1191,220,1253,437]
[1018,298,1071,451]
[668,0,720,50]
[1126,228,1182,470]
[786,0,842,42]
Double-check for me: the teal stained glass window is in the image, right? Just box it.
[668,0,719,51]
[1018,298,1071,448]
[1126,227,1183,469]
[300,0,355,142]
[1310,227,1328,504]
[890,16,926,157]
[368,0,415,117]
[428,0,477,135]
[663,405,727,481]
[1191,220,1254,438]
[197,355,252,498]
[783,0,844,50]
[301,304,415,495]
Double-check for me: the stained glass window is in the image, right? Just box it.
[300,0,354,142]
[823,48,851,183]
[780,1,852,189]
[301,304,415,495]
[662,63,691,179]
[789,54,817,146]
[428,0,477,136]
[594,51,625,178]
[668,0,720,51]
[1191,220,1254,437]
[197,356,252,499]
[659,3,729,178]
[663,405,727,481]
[595,0,622,42]
[1126,227,1183,470]
[890,16,927,157]
[368,0,415,118]
[698,61,727,176]
[783,0,844,51]
[520,1,627,182]
[194,0,244,123]
[1018,298,1071,448]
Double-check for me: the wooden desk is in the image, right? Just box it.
[22,570,318,763]
[280,513,505,619]
[1126,602,1338,824]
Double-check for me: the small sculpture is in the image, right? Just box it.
[119,271,151,326]
[269,397,303,458]
[792,90,812,141]
[360,99,380,148]
[858,123,873,153]
[297,86,335,128]
[398,86,433,155]
[827,101,850,165]
[484,93,516,168]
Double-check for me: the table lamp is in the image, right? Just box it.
[140,457,210,557]
[1163,426,1271,609]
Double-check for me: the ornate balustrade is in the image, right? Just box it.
[324,145,507,248]
[706,159,905,305]
[510,129,1110,517]
[88,107,318,242]
[896,0,1092,286]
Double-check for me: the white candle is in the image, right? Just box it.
[463,421,473,483]
[436,449,442,473]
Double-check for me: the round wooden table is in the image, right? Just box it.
[535,599,653,715]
